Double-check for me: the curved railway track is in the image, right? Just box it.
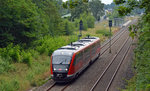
[42,20,136,91]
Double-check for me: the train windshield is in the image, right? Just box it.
[52,55,72,64]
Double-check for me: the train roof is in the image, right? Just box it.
[52,36,100,56]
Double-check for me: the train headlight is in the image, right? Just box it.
[53,68,56,71]
[65,68,68,71]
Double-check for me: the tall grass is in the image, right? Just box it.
[0,35,78,91]
[0,78,20,91]
[96,29,112,36]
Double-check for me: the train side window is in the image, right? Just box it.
[84,47,91,61]
[73,52,83,66]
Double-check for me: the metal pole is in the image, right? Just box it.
[109,27,112,53]
[108,20,112,53]
[80,30,82,36]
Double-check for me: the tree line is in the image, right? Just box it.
[0,0,104,48]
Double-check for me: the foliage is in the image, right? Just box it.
[0,0,65,47]
[96,29,112,36]
[0,0,48,47]
[22,51,32,66]
[63,19,76,35]
[133,23,150,90]
[124,22,150,91]
[80,12,95,30]
[104,2,116,9]
[113,0,150,90]
[41,0,63,36]
[107,7,124,20]
[70,1,89,20]
[0,44,21,63]
[35,35,78,55]
[55,0,70,16]
[89,0,104,20]
[62,0,88,9]
[0,56,14,74]
[86,14,96,28]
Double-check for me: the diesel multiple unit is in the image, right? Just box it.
[50,36,101,82]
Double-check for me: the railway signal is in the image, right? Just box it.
[109,20,112,53]
[78,20,83,40]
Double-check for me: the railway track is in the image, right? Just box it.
[101,19,136,49]
[46,82,56,91]
[46,82,70,91]
[38,20,136,91]
[90,36,132,91]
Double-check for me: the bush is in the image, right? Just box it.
[8,46,21,62]
[35,35,78,56]
[86,14,95,28]
[0,56,14,74]
[74,19,80,29]
[0,44,21,62]
[82,19,88,30]
[80,12,95,31]
[0,44,36,67]
[22,51,33,66]
[63,19,76,35]
[28,49,39,59]
[96,29,112,36]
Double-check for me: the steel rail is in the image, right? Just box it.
[100,30,128,56]
[90,36,130,91]
[101,27,127,49]
[105,39,133,91]
[60,83,70,91]
[101,20,134,49]
[46,82,56,91]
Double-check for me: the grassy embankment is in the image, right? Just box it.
[0,20,119,91]
[122,17,150,91]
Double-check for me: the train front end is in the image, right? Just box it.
[50,50,75,82]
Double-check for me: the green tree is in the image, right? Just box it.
[32,0,63,36]
[70,1,89,21]
[86,13,95,28]
[89,0,104,20]
[104,2,116,9]
[0,0,48,47]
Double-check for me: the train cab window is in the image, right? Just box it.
[52,55,72,64]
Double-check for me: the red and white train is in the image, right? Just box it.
[50,36,101,82]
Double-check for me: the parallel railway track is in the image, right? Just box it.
[90,36,132,91]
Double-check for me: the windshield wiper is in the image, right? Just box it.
[59,59,67,64]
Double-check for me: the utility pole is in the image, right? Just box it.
[109,20,112,53]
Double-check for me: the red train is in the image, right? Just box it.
[50,36,101,82]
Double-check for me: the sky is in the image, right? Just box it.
[62,0,113,4]
[101,0,113,4]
